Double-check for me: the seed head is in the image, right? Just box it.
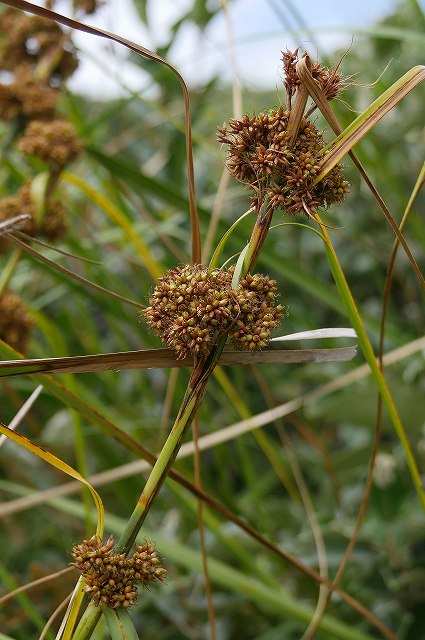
[143,265,237,359]
[0,9,78,79]
[71,535,166,609]
[230,274,284,351]
[0,183,68,248]
[18,119,81,170]
[0,290,33,353]
[218,106,349,217]
[282,49,349,104]
[143,265,284,357]
[0,64,59,122]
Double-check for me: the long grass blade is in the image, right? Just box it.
[6,234,143,308]
[102,607,140,640]
[317,214,425,514]
[315,65,425,179]
[62,172,162,279]
[0,345,357,377]
[0,421,104,537]
[296,56,425,290]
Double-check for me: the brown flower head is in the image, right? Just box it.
[0,9,78,79]
[218,106,349,217]
[0,183,68,247]
[72,535,166,609]
[143,264,238,359]
[0,289,33,353]
[18,119,81,170]
[143,264,284,358]
[0,64,59,122]
[229,273,284,351]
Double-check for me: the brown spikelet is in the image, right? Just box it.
[282,48,349,104]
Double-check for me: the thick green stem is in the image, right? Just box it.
[117,207,274,555]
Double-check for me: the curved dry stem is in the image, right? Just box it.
[0,567,75,606]
[39,592,73,640]
[0,0,201,263]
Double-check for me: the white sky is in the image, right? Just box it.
[27,0,425,96]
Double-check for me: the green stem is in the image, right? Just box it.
[70,603,102,640]
[117,208,274,554]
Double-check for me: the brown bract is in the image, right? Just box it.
[72,535,166,609]
[143,265,283,358]
[282,48,348,103]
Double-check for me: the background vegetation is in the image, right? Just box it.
[0,0,424,638]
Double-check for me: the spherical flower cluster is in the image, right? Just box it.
[72,535,166,609]
[0,64,59,122]
[217,107,349,217]
[18,119,81,170]
[0,289,33,353]
[229,273,284,351]
[0,183,68,248]
[0,9,78,79]
[143,265,283,358]
[143,265,239,359]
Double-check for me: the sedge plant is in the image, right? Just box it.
[0,1,424,639]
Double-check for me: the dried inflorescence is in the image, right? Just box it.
[218,107,349,217]
[0,183,68,246]
[18,119,81,169]
[282,48,348,103]
[217,49,350,218]
[229,273,284,352]
[143,264,283,358]
[0,9,78,79]
[72,535,166,609]
[0,289,33,353]
[0,64,59,122]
